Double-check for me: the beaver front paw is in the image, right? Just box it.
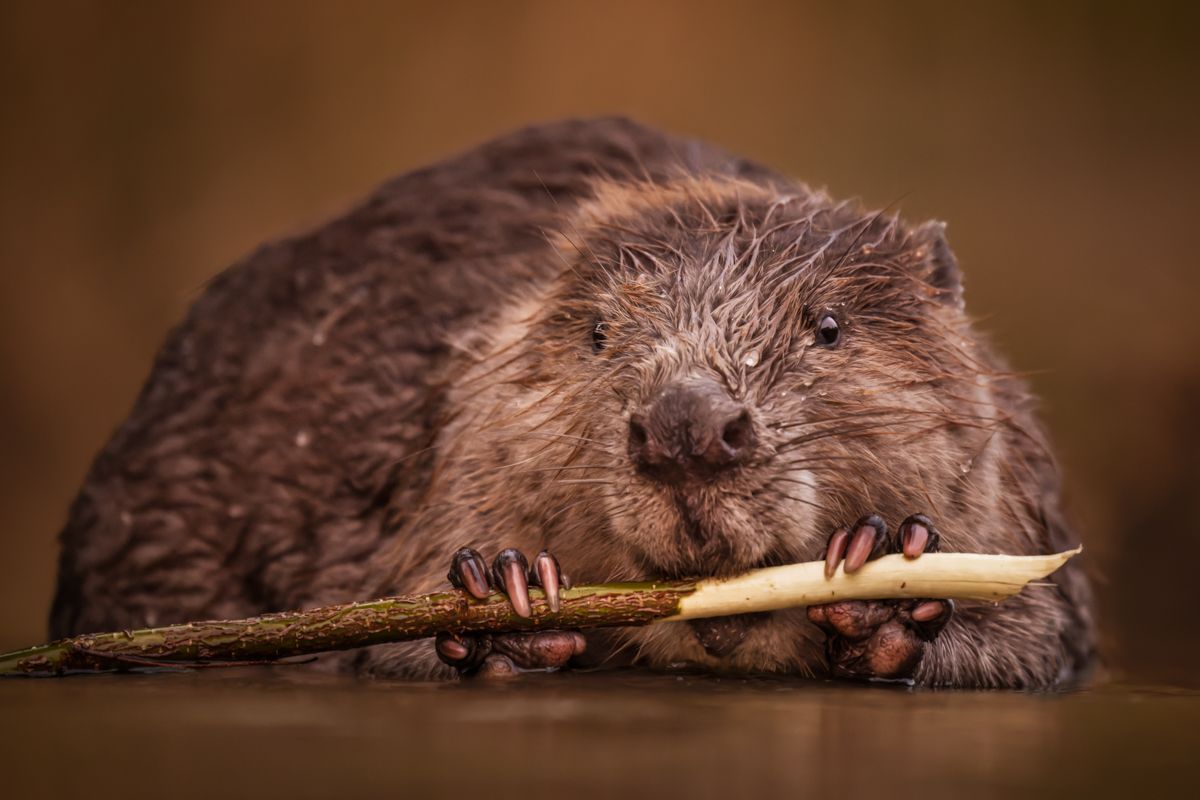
[437,546,585,678]
[807,514,954,682]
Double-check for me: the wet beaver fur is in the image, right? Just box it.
[50,118,1094,687]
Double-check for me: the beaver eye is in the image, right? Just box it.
[591,320,608,353]
[816,314,841,347]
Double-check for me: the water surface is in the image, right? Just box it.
[3,670,1195,798]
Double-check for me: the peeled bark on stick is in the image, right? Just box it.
[0,548,1080,677]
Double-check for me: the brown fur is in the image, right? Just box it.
[50,118,1093,688]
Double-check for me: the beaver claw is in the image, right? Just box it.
[442,546,582,678]
[809,513,953,682]
[447,547,570,616]
[435,629,587,677]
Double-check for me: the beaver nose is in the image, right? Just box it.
[628,380,757,483]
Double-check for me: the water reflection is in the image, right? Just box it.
[2,670,1195,798]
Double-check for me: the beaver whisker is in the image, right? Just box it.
[541,494,626,529]
[522,430,612,448]
[770,416,893,433]
[769,462,854,477]
[771,466,844,478]
[515,464,612,473]
[525,438,614,455]
[777,413,970,439]
[772,490,832,515]
[768,475,821,490]
[771,401,1009,429]
[776,420,923,449]
[771,452,861,464]
[472,453,542,474]
[594,634,643,669]
[781,415,1006,441]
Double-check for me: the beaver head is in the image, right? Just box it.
[427,174,1008,668]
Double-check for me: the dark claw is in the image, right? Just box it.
[531,550,565,612]
[911,601,943,623]
[492,549,532,618]
[897,514,941,559]
[843,514,889,574]
[910,598,954,642]
[811,513,953,681]
[447,547,492,599]
[824,528,850,578]
[440,547,581,678]
[435,631,486,668]
[437,636,470,661]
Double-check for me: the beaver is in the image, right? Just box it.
[49,117,1094,688]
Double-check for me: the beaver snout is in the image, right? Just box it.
[628,379,756,484]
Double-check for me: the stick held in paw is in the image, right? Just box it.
[1,548,1080,677]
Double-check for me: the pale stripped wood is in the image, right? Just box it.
[671,548,1082,621]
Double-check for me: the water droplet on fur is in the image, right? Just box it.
[295,430,311,448]
[743,350,760,368]
[959,460,973,474]
[119,510,133,527]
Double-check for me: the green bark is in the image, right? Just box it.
[0,581,693,677]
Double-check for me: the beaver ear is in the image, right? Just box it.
[914,220,963,309]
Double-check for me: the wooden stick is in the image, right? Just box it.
[0,548,1079,677]
[674,548,1080,619]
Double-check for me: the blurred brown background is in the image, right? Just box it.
[1,1,1196,685]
